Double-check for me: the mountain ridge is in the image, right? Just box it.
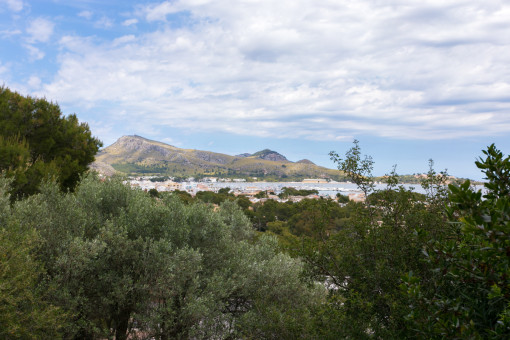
[92,135,344,181]
[236,149,288,162]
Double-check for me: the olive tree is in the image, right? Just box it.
[0,177,65,338]
[11,175,323,339]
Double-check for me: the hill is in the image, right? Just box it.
[92,135,345,181]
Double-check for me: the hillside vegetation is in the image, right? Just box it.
[93,135,346,181]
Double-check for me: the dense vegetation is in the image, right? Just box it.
[1,88,509,338]
[128,142,510,339]
[0,87,101,199]
[0,175,324,339]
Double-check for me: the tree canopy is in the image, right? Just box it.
[403,143,510,338]
[0,86,101,198]
[1,175,323,339]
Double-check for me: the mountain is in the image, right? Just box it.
[250,149,288,162]
[92,135,345,181]
[296,159,315,165]
[236,149,288,162]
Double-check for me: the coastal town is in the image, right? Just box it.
[126,176,368,203]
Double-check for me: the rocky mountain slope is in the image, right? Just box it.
[92,135,344,181]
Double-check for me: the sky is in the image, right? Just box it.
[1,0,510,180]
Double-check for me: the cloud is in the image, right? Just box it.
[122,18,138,26]
[78,10,93,20]
[112,35,136,46]
[2,0,23,12]
[24,44,45,60]
[39,0,510,142]
[0,29,21,38]
[161,137,182,146]
[94,16,113,28]
[27,75,41,89]
[26,17,54,43]
[143,1,178,22]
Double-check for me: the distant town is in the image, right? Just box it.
[125,176,385,203]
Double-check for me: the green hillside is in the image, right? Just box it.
[93,135,346,181]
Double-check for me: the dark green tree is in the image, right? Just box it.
[403,144,510,338]
[300,141,451,338]
[336,193,349,203]
[0,86,102,198]
[278,187,319,199]
[217,187,231,195]
[148,188,159,197]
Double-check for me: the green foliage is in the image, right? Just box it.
[0,135,61,200]
[403,144,510,338]
[8,176,322,339]
[300,140,451,338]
[0,227,66,338]
[278,186,319,199]
[217,186,231,195]
[112,162,168,175]
[195,190,233,205]
[287,199,349,237]
[7,129,506,339]
[0,86,102,199]
[0,177,65,338]
[167,189,194,204]
[330,139,375,197]
[336,192,350,203]
[148,187,159,197]
[0,135,30,171]
[149,175,171,182]
[254,190,266,199]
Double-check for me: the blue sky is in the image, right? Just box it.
[2,0,510,180]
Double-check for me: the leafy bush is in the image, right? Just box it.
[7,175,323,339]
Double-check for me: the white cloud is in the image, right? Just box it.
[161,137,182,146]
[94,16,113,29]
[27,75,41,89]
[2,0,23,12]
[112,35,136,46]
[78,10,93,20]
[122,18,138,26]
[26,17,54,43]
[143,1,178,22]
[40,0,510,141]
[0,29,21,38]
[24,44,45,60]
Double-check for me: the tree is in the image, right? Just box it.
[300,141,451,338]
[0,177,65,338]
[278,187,319,199]
[336,193,349,203]
[254,190,267,199]
[0,86,102,198]
[403,144,510,338]
[148,188,159,197]
[218,187,231,195]
[11,175,323,339]
[329,139,375,199]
